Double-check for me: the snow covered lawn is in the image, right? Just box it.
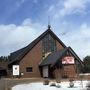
[12,80,89,90]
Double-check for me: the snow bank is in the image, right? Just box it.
[12,80,89,90]
[79,73,90,75]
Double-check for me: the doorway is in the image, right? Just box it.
[43,66,48,78]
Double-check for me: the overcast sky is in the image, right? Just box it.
[0,0,90,60]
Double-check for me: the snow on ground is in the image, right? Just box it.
[12,80,89,90]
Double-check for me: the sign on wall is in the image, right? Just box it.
[62,56,74,64]
[13,65,19,75]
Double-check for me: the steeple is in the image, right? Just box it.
[48,16,51,29]
[48,24,51,29]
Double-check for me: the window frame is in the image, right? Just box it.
[26,67,33,72]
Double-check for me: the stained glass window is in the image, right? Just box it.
[42,34,56,54]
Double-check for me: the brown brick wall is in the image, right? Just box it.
[12,37,66,78]
[7,31,81,78]
[53,65,77,79]
[20,41,42,78]
[56,40,64,51]
[0,62,8,69]
[63,65,77,78]
[53,69,63,78]
[55,41,78,78]
[18,36,77,78]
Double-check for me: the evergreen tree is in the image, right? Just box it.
[0,56,9,62]
[83,56,90,73]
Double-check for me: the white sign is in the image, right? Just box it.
[62,56,74,64]
[13,65,19,75]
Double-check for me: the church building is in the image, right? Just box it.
[8,25,84,78]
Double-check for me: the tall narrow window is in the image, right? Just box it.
[42,34,56,55]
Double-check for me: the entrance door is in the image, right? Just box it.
[43,66,48,78]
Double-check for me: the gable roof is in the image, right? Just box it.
[39,47,84,67]
[68,47,84,66]
[39,48,68,67]
[9,28,66,65]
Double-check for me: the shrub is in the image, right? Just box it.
[56,79,61,83]
[69,79,74,88]
[50,82,56,86]
[43,79,49,85]
[86,82,90,88]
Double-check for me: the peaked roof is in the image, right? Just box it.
[67,47,84,66]
[39,48,68,66]
[9,28,66,65]
[39,47,83,67]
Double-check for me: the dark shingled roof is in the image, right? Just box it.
[67,47,84,66]
[39,48,67,66]
[39,47,84,67]
[9,28,66,65]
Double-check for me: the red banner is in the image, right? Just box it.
[62,56,74,64]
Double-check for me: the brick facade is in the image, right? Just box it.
[20,41,42,77]
[8,29,83,78]
[56,40,64,51]
[19,39,66,78]
[0,62,8,69]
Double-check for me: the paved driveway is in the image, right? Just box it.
[0,78,43,90]
[0,78,5,90]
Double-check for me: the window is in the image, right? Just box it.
[42,34,56,53]
[26,67,33,72]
